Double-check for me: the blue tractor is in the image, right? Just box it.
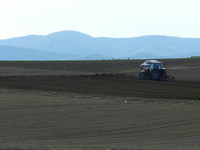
[139,60,174,80]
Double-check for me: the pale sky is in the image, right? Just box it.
[1,0,200,39]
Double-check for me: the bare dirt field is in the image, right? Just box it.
[0,58,199,150]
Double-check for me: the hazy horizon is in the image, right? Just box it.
[1,30,200,40]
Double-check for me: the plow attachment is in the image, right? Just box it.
[160,74,175,81]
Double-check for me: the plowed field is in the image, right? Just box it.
[0,58,199,150]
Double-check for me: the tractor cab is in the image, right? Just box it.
[140,60,164,70]
[149,62,163,70]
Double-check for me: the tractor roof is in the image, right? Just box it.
[144,60,162,64]
[141,60,162,66]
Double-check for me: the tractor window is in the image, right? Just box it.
[155,64,160,69]
[150,64,154,70]
[158,64,163,69]
[150,63,163,70]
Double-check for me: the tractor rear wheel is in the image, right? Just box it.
[151,70,161,80]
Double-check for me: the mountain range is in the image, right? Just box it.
[0,30,199,60]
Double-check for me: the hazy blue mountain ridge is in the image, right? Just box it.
[0,30,199,60]
[0,45,82,60]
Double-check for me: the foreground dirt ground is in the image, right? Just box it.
[0,59,199,150]
[0,89,200,150]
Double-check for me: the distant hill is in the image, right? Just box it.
[0,30,200,60]
[0,46,81,60]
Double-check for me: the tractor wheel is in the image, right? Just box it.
[139,72,146,79]
[151,70,161,80]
